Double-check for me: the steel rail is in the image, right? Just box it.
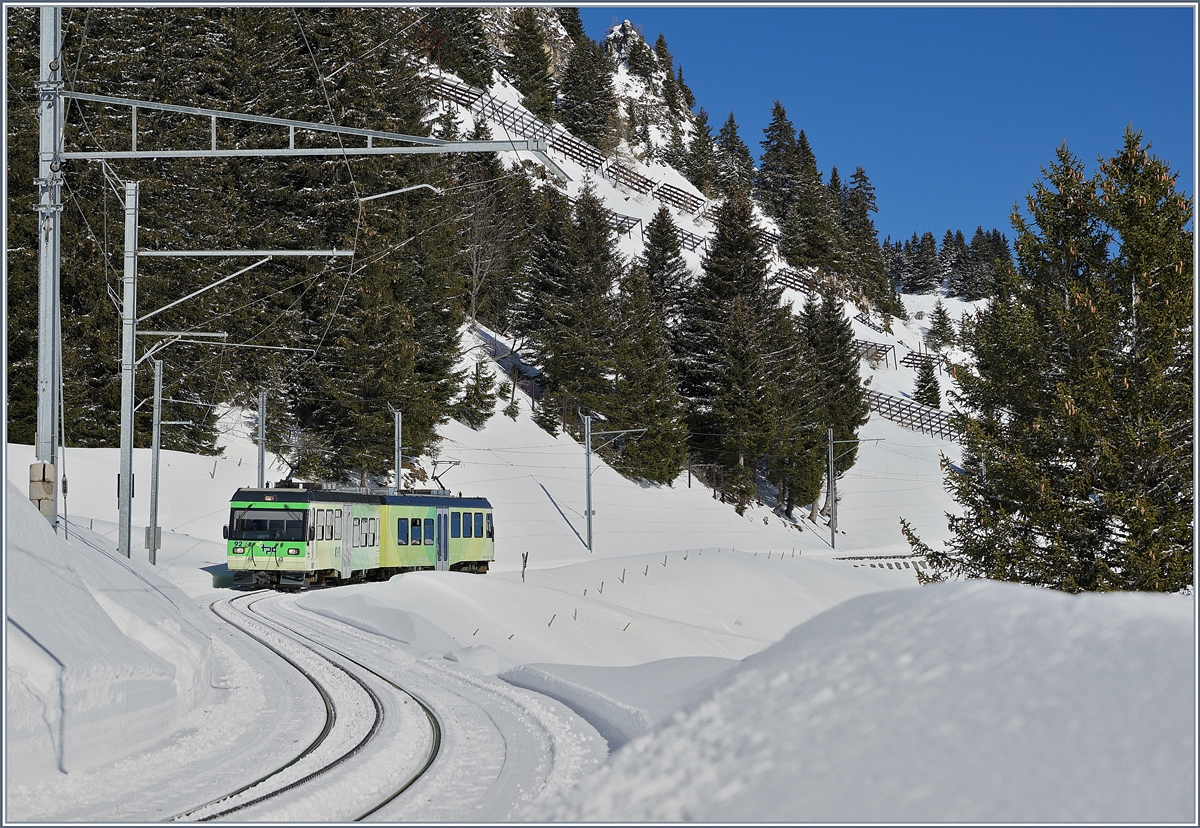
[241,593,444,822]
[166,592,337,821]
[169,591,385,821]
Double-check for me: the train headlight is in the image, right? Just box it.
[287,547,301,556]
[232,546,246,555]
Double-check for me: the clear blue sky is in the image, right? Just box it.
[579,6,1195,245]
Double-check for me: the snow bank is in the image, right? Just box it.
[500,657,734,750]
[5,483,212,787]
[533,581,1195,823]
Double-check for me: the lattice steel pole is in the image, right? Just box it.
[34,6,63,523]
[117,181,139,558]
[258,391,266,488]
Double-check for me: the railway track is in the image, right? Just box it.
[169,591,440,822]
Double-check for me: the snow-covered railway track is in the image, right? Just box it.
[259,594,607,821]
[171,591,437,822]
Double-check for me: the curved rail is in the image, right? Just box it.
[240,595,444,821]
[167,592,337,821]
[169,591,386,821]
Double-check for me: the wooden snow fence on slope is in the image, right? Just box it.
[865,390,959,442]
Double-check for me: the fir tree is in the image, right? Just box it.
[640,206,692,328]
[755,101,798,221]
[653,33,673,74]
[907,130,1193,593]
[525,183,622,417]
[606,265,690,485]
[426,7,494,89]
[902,231,940,294]
[800,291,870,517]
[925,299,955,350]
[685,107,716,196]
[913,359,941,408]
[506,8,556,122]
[713,111,756,196]
[556,7,588,49]
[455,359,498,430]
[625,35,656,79]
[558,37,618,150]
[676,187,784,513]
[676,64,696,109]
[842,167,896,315]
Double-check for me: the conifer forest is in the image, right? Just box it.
[7,7,1192,593]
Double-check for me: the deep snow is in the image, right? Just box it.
[4,61,1193,819]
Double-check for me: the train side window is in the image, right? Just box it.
[326,510,333,540]
[486,513,494,539]
[451,512,461,538]
[411,518,422,545]
[397,517,409,545]
[334,510,342,540]
[353,517,360,547]
[371,518,377,546]
[424,518,434,545]
[474,512,484,538]
[462,512,472,538]
[315,509,323,540]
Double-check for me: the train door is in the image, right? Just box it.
[341,507,353,580]
[436,507,449,571]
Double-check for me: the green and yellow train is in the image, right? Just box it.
[224,485,494,589]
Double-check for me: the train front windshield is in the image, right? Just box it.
[229,507,307,541]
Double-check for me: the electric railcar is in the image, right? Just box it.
[224,485,494,589]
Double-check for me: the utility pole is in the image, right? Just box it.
[258,390,266,488]
[149,360,162,564]
[148,359,192,565]
[579,411,645,553]
[828,428,836,549]
[33,6,63,524]
[584,414,592,551]
[117,181,139,557]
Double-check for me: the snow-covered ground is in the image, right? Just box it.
[6,298,1194,820]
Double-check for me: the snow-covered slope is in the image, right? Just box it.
[5,483,211,788]
[532,580,1195,823]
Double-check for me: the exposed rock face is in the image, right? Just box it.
[480,7,575,83]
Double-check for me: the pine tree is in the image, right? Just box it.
[556,7,588,49]
[901,231,940,293]
[755,101,798,222]
[825,165,847,220]
[925,299,955,350]
[506,8,556,122]
[713,111,755,196]
[685,107,716,196]
[913,359,940,408]
[558,37,618,150]
[455,359,498,430]
[426,7,494,89]
[907,130,1193,593]
[676,187,784,512]
[842,167,895,315]
[606,265,689,484]
[526,183,622,417]
[676,64,695,110]
[653,32,673,74]
[801,292,870,475]
[640,206,692,328]
[625,35,656,79]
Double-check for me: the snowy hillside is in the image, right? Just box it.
[7,304,1195,820]
[5,14,1193,821]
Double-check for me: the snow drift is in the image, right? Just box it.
[533,580,1195,823]
[5,482,211,788]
